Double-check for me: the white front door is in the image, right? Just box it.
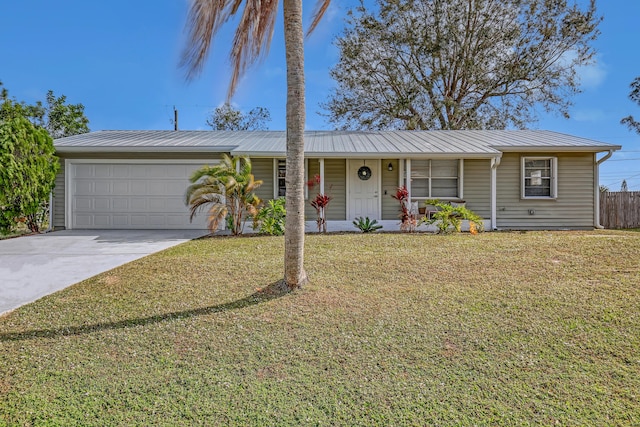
[348,160,380,220]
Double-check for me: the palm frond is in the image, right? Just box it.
[228,0,278,99]
[307,0,331,37]
[188,193,224,221]
[206,203,228,232]
[181,0,233,80]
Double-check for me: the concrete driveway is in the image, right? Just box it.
[0,229,209,315]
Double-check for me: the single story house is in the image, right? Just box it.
[52,130,621,232]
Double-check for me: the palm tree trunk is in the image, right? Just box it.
[283,0,308,289]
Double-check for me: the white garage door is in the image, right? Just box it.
[69,162,213,229]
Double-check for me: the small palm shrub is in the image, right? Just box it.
[353,216,383,233]
[422,200,484,234]
[185,154,262,235]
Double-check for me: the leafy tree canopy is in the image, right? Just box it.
[206,103,271,131]
[621,77,640,135]
[324,0,600,130]
[0,116,59,233]
[0,81,89,138]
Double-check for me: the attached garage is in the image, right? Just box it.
[65,160,213,229]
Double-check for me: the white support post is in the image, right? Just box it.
[319,158,325,194]
[490,156,501,230]
[406,159,412,200]
[459,159,464,200]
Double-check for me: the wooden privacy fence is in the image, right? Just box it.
[600,191,640,229]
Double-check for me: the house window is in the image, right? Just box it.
[522,157,557,198]
[275,159,286,197]
[274,159,310,199]
[410,159,460,198]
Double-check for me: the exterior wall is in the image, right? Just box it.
[251,158,274,204]
[462,159,491,219]
[324,159,347,220]
[53,152,224,230]
[53,151,598,231]
[496,152,595,229]
[381,159,400,220]
[253,158,347,221]
[307,159,346,221]
[52,158,66,229]
[307,160,319,221]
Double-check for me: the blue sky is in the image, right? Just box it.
[1,0,639,190]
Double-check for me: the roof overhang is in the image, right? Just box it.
[55,145,236,154]
[493,145,622,153]
[231,151,502,159]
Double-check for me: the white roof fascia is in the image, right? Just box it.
[55,146,236,154]
[231,151,501,159]
[493,145,622,153]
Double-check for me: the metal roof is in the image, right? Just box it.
[53,130,240,152]
[54,129,621,156]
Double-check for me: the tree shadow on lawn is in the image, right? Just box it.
[0,280,291,342]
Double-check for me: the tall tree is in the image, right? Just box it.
[621,77,640,135]
[324,0,600,130]
[181,0,330,289]
[206,103,271,130]
[0,116,59,233]
[0,82,89,138]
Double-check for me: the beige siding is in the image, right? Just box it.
[462,159,491,218]
[306,160,320,220]
[496,152,595,229]
[255,158,347,221]
[382,159,400,220]
[324,159,346,220]
[52,158,66,229]
[251,158,274,204]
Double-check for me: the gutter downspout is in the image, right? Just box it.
[594,150,614,229]
[490,156,501,231]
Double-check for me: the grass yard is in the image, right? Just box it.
[1,231,639,426]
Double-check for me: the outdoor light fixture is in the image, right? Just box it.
[388,162,393,171]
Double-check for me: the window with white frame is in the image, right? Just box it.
[410,159,460,198]
[275,159,286,197]
[273,158,309,199]
[522,157,557,198]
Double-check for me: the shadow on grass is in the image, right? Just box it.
[0,280,291,342]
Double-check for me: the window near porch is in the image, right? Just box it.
[410,159,459,198]
[274,159,309,199]
[522,157,557,198]
[276,159,286,197]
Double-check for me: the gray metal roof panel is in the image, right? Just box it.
[54,130,621,155]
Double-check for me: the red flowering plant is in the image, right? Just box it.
[307,174,332,233]
[392,185,417,232]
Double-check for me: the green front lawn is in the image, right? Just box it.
[1,231,639,426]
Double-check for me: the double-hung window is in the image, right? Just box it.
[273,158,309,199]
[522,157,557,199]
[410,159,460,199]
[275,159,286,197]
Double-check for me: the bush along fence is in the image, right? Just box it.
[600,191,640,229]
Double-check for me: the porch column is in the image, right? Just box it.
[490,156,501,230]
[319,158,325,194]
[405,159,412,200]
